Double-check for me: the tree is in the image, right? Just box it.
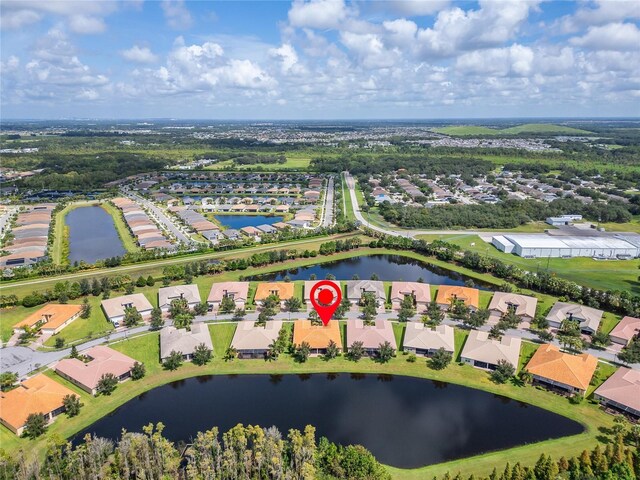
[146,275,155,287]
[334,297,352,319]
[192,343,213,366]
[193,301,209,316]
[537,330,554,343]
[397,295,416,322]
[295,341,311,362]
[324,340,340,360]
[163,350,183,370]
[490,360,516,384]
[70,345,79,359]
[80,297,91,319]
[449,300,470,322]
[424,301,445,325]
[348,341,365,361]
[63,394,83,417]
[22,413,46,439]
[377,341,395,363]
[130,361,146,380]
[0,372,18,391]
[463,308,489,329]
[429,348,452,370]
[591,330,611,348]
[232,308,246,321]
[123,306,142,328]
[285,297,303,312]
[125,283,135,295]
[557,319,584,352]
[96,373,119,396]
[173,313,193,330]
[224,346,238,360]
[150,307,164,330]
[219,295,236,314]
[54,337,65,348]
[169,297,192,319]
[136,276,147,287]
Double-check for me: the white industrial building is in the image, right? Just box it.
[491,233,640,259]
[546,215,583,226]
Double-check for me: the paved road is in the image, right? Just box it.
[0,206,17,241]
[125,191,192,245]
[320,176,335,228]
[344,172,496,238]
[3,309,637,379]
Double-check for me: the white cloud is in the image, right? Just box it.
[288,0,348,30]
[381,0,450,17]
[0,9,42,30]
[558,0,640,33]
[570,22,640,51]
[340,31,400,69]
[269,44,299,73]
[456,44,534,77]
[0,1,115,33]
[161,0,193,30]
[68,14,106,34]
[121,45,159,64]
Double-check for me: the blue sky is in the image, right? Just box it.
[1,0,639,119]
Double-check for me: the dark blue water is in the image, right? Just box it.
[214,215,284,229]
[74,374,582,468]
[247,254,492,289]
[67,206,126,264]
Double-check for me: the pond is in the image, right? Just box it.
[74,374,582,468]
[247,254,493,289]
[66,205,126,264]
[214,215,284,229]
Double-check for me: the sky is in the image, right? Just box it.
[1,0,639,119]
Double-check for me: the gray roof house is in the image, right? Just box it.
[345,280,386,312]
[158,284,202,312]
[346,319,396,355]
[221,229,241,240]
[460,329,522,370]
[546,301,603,334]
[231,320,283,359]
[403,323,455,356]
[160,323,214,361]
[101,294,153,327]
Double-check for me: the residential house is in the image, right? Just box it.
[293,320,342,356]
[160,323,214,361]
[254,282,295,308]
[345,280,386,312]
[460,330,522,370]
[158,284,201,313]
[13,304,82,335]
[488,292,538,327]
[525,344,597,396]
[303,280,341,309]
[390,282,431,312]
[546,302,603,335]
[403,323,455,356]
[231,320,283,358]
[101,294,153,327]
[346,319,396,356]
[594,367,640,419]
[55,346,137,395]
[436,285,480,311]
[207,282,250,311]
[0,374,75,436]
[609,316,640,346]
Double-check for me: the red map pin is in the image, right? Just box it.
[309,280,342,326]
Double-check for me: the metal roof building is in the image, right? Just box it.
[495,234,639,259]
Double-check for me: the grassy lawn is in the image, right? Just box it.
[393,323,405,351]
[0,304,43,343]
[518,341,539,372]
[100,201,140,253]
[417,233,640,294]
[208,322,237,358]
[0,327,618,480]
[341,174,356,222]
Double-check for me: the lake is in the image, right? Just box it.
[247,254,493,289]
[66,205,126,264]
[74,374,582,468]
[214,215,284,229]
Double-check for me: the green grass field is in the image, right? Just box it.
[434,123,593,136]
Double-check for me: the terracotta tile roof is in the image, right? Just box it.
[13,304,82,331]
[526,344,598,391]
[0,374,75,432]
[293,320,342,349]
[436,286,480,309]
[594,367,640,413]
[55,346,136,392]
[254,282,295,301]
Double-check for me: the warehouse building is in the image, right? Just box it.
[491,233,640,259]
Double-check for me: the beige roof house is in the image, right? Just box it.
[345,280,386,312]
[346,319,396,353]
[158,284,201,312]
[609,316,640,346]
[55,346,137,395]
[546,302,603,334]
[160,323,214,361]
[403,323,455,355]
[303,280,341,307]
[460,330,522,370]
[525,344,597,395]
[594,367,640,418]
[488,292,538,322]
[207,282,250,310]
[101,294,154,326]
[390,282,431,310]
[231,320,283,358]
